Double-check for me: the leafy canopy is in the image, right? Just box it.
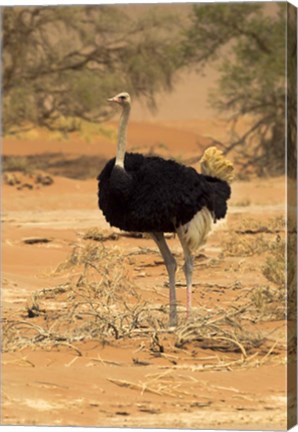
[183,3,294,176]
[3,6,182,133]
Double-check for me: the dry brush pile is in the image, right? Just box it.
[3,243,166,353]
[2,216,290,363]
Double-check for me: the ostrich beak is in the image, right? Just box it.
[107,97,117,103]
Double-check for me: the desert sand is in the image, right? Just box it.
[1,97,291,429]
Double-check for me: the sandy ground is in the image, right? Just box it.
[1,119,291,429]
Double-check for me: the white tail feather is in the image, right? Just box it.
[182,207,213,251]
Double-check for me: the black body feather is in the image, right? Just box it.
[98,153,231,233]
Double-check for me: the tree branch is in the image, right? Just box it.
[223,114,275,155]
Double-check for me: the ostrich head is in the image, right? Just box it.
[107,92,131,168]
[107,92,131,106]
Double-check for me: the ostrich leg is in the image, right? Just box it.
[151,232,177,326]
[176,227,194,320]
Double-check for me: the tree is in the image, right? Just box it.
[2,6,182,133]
[183,3,295,176]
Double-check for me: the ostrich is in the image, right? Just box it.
[98,92,234,326]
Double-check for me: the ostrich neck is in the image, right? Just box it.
[115,105,130,169]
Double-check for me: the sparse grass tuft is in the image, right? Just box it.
[234,216,285,233]
[262,241,285,288]
[220,217,287,321]
[249,285,286,321]
[82,227,119,242]
[222,216,285,257]
[222,232,270,257]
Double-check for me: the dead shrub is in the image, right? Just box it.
[261,236,296,319]
[248,285,286,321]
[175,309,264,355]
[82,227,119,242]
[2,233,287,359]
[222,232,270,257]
[2,243,168,352]
[262,241,285,287]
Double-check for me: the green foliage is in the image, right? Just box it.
[183,3,294,176]
[183,3,263,66]
[3,84,39,128]
[2,6,182,133]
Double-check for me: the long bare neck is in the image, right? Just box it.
[115,105,130,169]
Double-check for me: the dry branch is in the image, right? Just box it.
[2,233,285,373]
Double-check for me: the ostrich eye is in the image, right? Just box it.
[119,95,126,101]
